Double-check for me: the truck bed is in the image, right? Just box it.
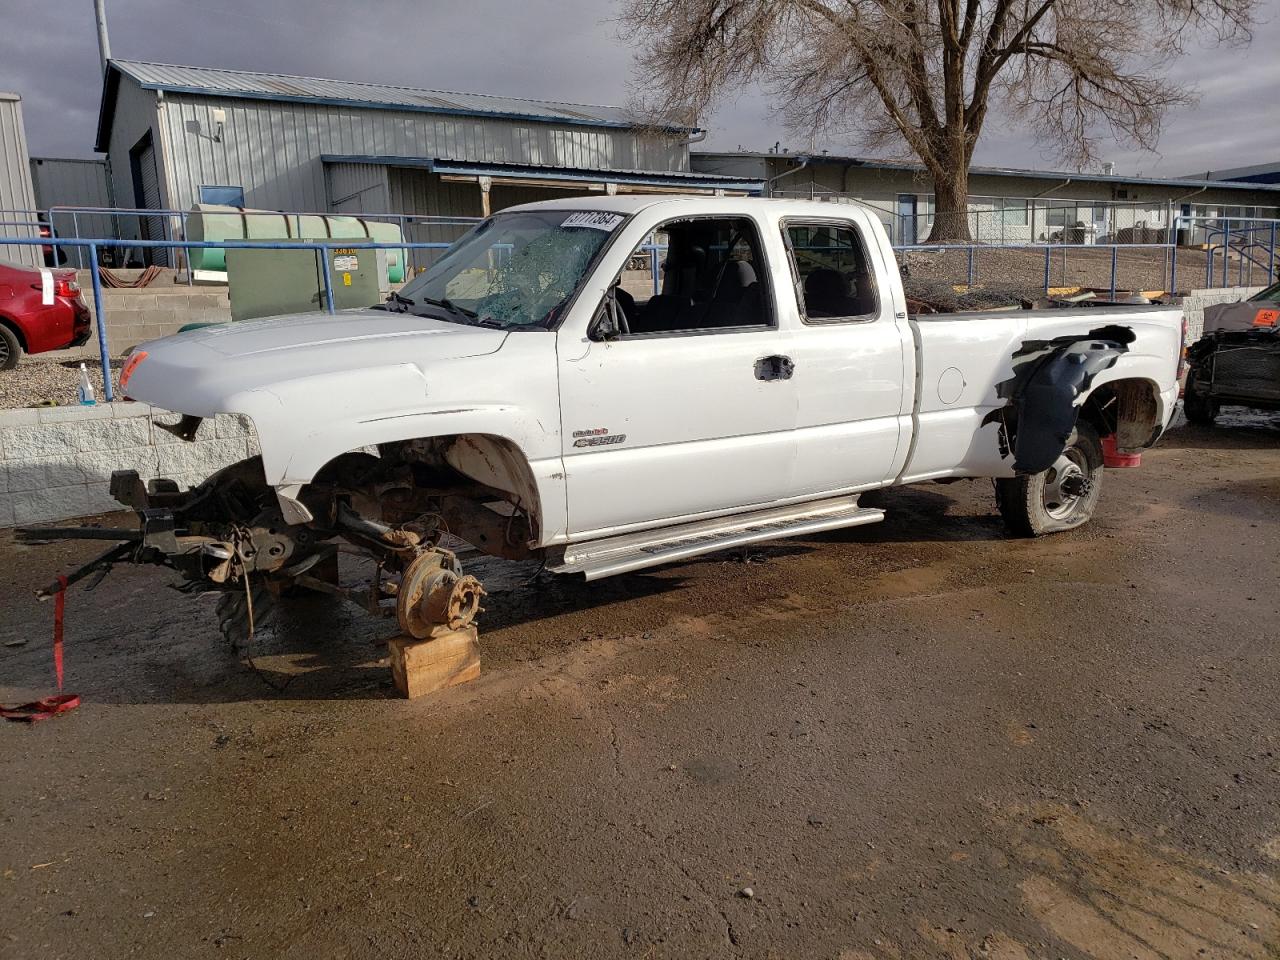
[900,304,1183,483]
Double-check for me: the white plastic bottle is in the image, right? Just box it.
[77,362,96,406]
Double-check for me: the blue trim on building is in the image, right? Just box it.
[1224,172,1280,185]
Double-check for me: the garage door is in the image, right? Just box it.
[130,133,168,266]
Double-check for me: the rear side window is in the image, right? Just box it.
[784,220,879,322]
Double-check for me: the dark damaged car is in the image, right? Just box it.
[1184,280,1280,425]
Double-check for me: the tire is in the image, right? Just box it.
[996,420,1104,537]
[1182,369,1217,426]
[0,324,22,371]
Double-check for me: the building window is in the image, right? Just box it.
[1000,198,1029,226]
[1045,203,1070,227]
[199,185,245,207]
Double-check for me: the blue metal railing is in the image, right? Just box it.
[1172,216,1279,290]
[634,240,1181,304]
[0,236,452,403]
[41,205,480,274]
[893,241,1182,301]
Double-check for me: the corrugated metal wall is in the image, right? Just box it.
[30,158,115,263]
[153,88,689,213]
[489,182,592,210]
[105,79,164,245]
[388,169,480,220]
[325,161,390,214]
[30,158,113,213]
[386,169,479,271]
[0,93,40,267]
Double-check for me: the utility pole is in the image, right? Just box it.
[94,0,111,74]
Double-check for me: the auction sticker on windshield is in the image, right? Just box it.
[562,212,625,231]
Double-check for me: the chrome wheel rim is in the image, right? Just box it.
[1043,448,1090,520]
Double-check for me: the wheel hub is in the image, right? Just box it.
[1042,449,1091,520]
[397,550,486,639]
[1059,473,1092,498]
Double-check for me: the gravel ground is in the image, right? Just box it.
[2,415,1278,958]
[0,355,121,410]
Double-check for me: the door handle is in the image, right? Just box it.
[754,355,795,381]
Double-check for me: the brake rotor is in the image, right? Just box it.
[396,550,486,639]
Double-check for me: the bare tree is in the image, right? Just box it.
[622,0,1257,239]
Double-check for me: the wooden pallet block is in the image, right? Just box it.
[387,626,480,699]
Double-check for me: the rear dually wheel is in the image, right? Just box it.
[997,420,1104,537]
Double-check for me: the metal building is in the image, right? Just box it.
[0,93,40,267]
[1195,160,1280,185]
[29,157,115,265]
[93,59,761,249]
[30,157,114,230]
[693,150,1280,246]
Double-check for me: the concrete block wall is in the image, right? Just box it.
[1182,286,1263,342]
[68,284,232,361]
[0,402,256,527]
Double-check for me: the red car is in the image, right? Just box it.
[0,259,92,369]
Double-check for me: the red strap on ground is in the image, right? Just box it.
[1,694,81,724]
[2,575,82,723]
[54,574,68,691]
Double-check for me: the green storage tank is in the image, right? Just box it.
[225,245,382,322]
[187,204,405,282]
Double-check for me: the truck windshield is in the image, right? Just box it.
[391,210,624,329]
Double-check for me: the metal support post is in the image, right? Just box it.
[89,243,114,401]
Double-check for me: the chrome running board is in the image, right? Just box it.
[551,496,885,580]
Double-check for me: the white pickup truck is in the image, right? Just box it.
[26,197,1183,643]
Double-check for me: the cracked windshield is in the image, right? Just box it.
[388,209,624,328]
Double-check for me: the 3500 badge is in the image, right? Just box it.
[572,427,626,448]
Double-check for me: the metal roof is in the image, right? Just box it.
[1189,160,1280,185]
[321,155,764,193]
[694,151,1280,194]
[96,59,688,151]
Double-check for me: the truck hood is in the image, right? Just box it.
[154,309,505,360]
[122,309,509,415]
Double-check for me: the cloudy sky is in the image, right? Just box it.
[2,0,1276,178]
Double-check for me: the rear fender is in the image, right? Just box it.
[0,315,29,352]
[995,325,1136,474]
[1082,375,1166,451]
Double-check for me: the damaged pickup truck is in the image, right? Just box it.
[23,197,1183,645]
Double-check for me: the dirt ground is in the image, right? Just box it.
[898,246,1227,295]
[2,414,1279,959]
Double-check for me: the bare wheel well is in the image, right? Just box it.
[1080,379,1163,450]
[306,434,544,561]
[438,434,542,535]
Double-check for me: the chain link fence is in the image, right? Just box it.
[895,243,1228,302]
[773,187,1278,293]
